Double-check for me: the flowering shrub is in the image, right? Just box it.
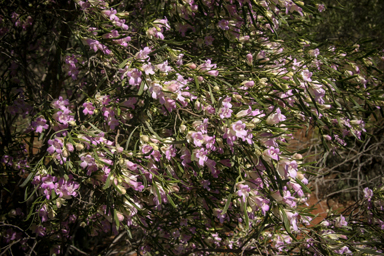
[0,0,383,255]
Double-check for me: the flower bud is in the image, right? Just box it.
[75,143,84,151]
[297,172,305,180]
[8,209,17,218]
[246,122,255,129]
[292,153,303,160]
[179,124,187,133]
[116,185,126,195]
[62,149,69,158]
[140,135,149,143]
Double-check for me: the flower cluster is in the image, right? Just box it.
[1,0,383,255]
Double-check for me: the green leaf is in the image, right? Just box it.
[124,224,133,239]
[20,157,44,188]
[20,172,35,188]
[119,59,130,69]
[207,83,216,104]
[114,209,120,230]
[103,172,113,190]
[281,208,291,233]
[166,194,177,208]
[137,80,145,96]
[221,193,232,215]
[357,249,384,255]
[125,126,139,151]
[194,75,200,90]
[295,178,311,194]
[243,201,250,231]
[153,182,162,204]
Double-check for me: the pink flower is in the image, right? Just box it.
[266,108,286,125]
[309,48,320,58]
[80,155,95,169]
[335,215,348,228]
[219,107,232,119]
[127,69,142,86]
[135,47,152,61]
[202,180,211,191]
[193,148,208,166]
[122,97,138,109]
[207,70,219,76]
[156,61,173,73]
[262,146,280,161]
[317,4,325,12]
[32,117,49,133]
[83,102,95,115]
[246,53,253,65]
[153,17,171,31]
[55,178,80,199]
[204,36,214,46]
[218,19,229,30]
[142,63,155,75]
[191,132,205,147]
[236,183,250,202]
[301,70,312,82]
[285,211,299,231]
[51,96,69,110]
[108,117,119,130]
[363,187,373,201]
[231,120,248,140]
[47,138,63,154]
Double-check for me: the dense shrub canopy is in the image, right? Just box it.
[0,0,384,255]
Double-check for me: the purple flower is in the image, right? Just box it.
[219,107,233,119]
[285,211,299,231]
[1,155,13,166]
[4,228,21,243]
[55,178,80,199]
[32,117,49,133]
[246,53,253,66]
[142,63,155,75]
[266,108,286,125]
[202,180,211,191]
[51,96,69,110]
[301,70,313,82]
[231,120,248,140]
[156,61,173,73]
[53,108,74,125]
[127,68,142,86]
[38,205,49,222]
[317,4,325,12]
[218,19,229,30]
[236,183,250,202]
[335,215,348,228]
[135,47,152,61]
[262,146,280,161]
[47,138,64,154]
[83,102,95,115]
[40,175,57,199]
[364,187,373,201]
[193,148,208,166]
[80,155,96,169]
[180,147,192,166]
[153,17,171,31]
[334,246,352,255]
[204,36,214,46]
[191,132,205,147]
